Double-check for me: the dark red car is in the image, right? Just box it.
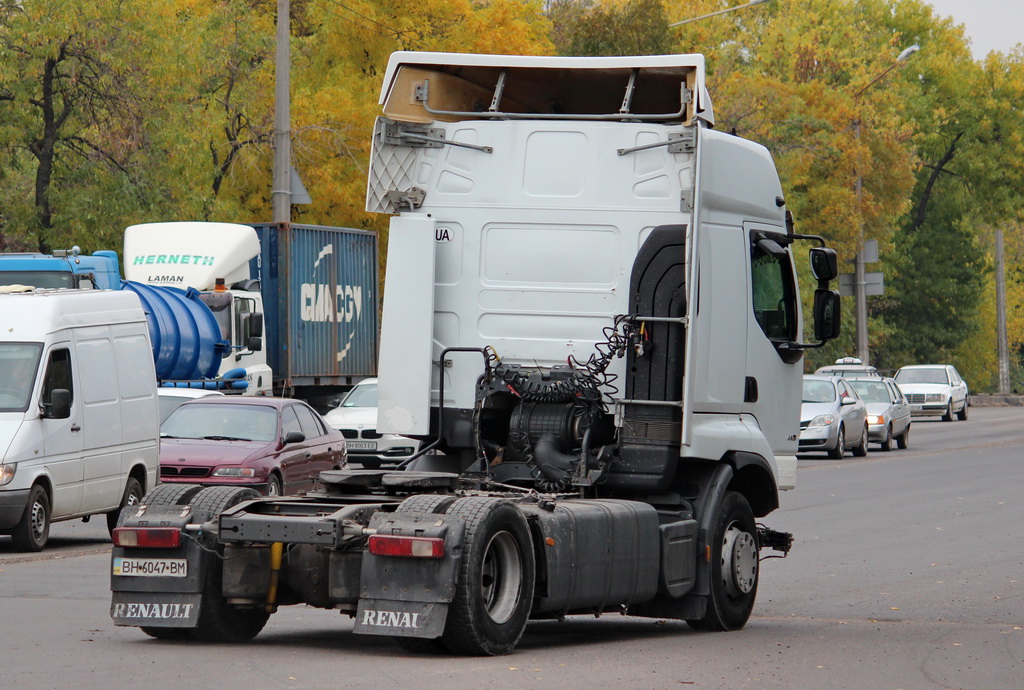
[159,397,347,496]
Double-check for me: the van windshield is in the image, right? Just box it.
[0,343,43,412]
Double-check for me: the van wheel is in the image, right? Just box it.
[188,486,269,643]
[11,485,50,552]
[686,491,758,631]
[441,498,535,655]
[107,477,144,534]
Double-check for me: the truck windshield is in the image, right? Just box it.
[0,343,43,412]
[0,271,76,289]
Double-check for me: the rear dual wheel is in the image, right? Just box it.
[188,487,269,643]
[441,498,535,656]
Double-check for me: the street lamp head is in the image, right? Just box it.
[896,44,920,62]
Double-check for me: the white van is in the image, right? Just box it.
[0,288,159,551]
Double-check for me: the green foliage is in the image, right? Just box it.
[548,0,671,56]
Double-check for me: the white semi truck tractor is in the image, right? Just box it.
[110,52,840,655]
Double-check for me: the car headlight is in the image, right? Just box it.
[925,393,945,403]
[0,462,16,486]
[211,467,256,478]
[867,415,885,425]
[809,414,835,427]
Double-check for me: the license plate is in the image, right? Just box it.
[911,404,924,411]
[113,557,188,577]
[347,441,377,450]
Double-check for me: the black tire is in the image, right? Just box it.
[11,484,50,552]
[686,491,759,632]
[828,425,845,459]
[396,494,458,514]
[107,477,144,534]
[139,483,205,508]
[956,400,968,421]
[266,474,282,497]
[880,424,893,452]
[187,486,269,643]
[896,423,910,450]
[851,424,869,457]
[441,498,535,656]
[942,400,954,422]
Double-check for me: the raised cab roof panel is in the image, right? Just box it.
[380,52,707,126]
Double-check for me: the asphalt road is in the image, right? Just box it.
[0,408,1021,689]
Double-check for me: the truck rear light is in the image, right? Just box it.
[113,527,182,549]
[367,534,445,558]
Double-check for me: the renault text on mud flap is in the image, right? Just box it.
[360,609,422,629]
[111,602,196,620]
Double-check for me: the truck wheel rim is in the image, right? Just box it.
[721,523,757,597]
[480,530,523,624]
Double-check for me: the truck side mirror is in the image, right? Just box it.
[47,389,72,419]
[813,289,841,341]
[247,336,263,352]
[248,312,264,338]
[809,247,838,281]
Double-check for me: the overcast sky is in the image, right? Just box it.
[924,0,1023,60]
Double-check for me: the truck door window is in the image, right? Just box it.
[750,245,797,342]
[41,348,73,407]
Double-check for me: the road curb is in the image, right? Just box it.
[969,394,1024,407]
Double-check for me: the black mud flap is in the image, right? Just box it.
[354,599,448,638]
[110,591,202,628]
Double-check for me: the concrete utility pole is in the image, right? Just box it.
[996,229,1011,393]
[272,0,291,224]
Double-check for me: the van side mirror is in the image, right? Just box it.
[47,389,72,419]
[813,289,841,341]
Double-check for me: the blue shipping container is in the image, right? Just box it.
[250,223,378,389]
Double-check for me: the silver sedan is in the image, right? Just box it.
[799,375,870,458]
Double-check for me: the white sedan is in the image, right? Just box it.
[894,364,969,421]
[323,378,420,469]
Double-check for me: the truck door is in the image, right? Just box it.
[40,346,84,517]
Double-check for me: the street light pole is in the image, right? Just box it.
[851,44,919,364]
[669,0,774,28]
[272,0,291,224]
